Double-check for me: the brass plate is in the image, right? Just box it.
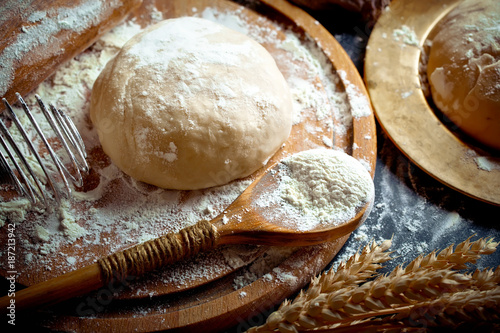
[365,0,500,206]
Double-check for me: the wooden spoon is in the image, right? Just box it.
[0,156,373,314]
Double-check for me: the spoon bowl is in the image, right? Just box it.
[213,161,373,247]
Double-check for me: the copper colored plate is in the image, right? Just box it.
[365,0,500,206]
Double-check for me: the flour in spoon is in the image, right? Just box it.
[255,148,374,231]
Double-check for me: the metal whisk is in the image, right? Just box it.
[0,92,88,207]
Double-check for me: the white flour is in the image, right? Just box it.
[466,149,500,172]
[337,70,372,118]
[0,1,118,99]
[392,24,419,47]
[255,148,374,230]
[128,18,254,70]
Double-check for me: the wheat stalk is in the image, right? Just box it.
[301,239,393,298]
[253,239,393,333]
[391,286,500,327]
[310,277,500,332]
[247,236,499,333]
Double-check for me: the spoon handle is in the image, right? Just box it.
[97,220,219,283]
[0,220,219,313]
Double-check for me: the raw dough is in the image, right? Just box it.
[427,0,500,150]
[90,17,293,190]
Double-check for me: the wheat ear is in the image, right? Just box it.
[311,272,500,332]
[247,236,499,333]
[300,238,393,301]
[247,239,393,333]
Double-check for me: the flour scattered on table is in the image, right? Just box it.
[232,246,298,290]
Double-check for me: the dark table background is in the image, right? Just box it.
[3,2,499,332]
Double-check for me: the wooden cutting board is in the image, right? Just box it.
[0,0,376,331]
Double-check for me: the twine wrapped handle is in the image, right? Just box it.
[98,219,219,284]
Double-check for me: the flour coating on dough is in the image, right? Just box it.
[90,17,293,189]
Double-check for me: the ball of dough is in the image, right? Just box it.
[90,17,293,190]
[427,0,500,150]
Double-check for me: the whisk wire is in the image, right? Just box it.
[58,107,88,171]
[0,149,35,202]
[51,101,88,179]
[14,94,66,203]
[0,114,47,205]
[33,94,86,190]
[0,93,88,206]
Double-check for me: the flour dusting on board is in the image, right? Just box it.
[0,5,362,296]
[0,1,114,98]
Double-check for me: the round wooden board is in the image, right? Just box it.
[7,0,376,331]
[364,0,500,206]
